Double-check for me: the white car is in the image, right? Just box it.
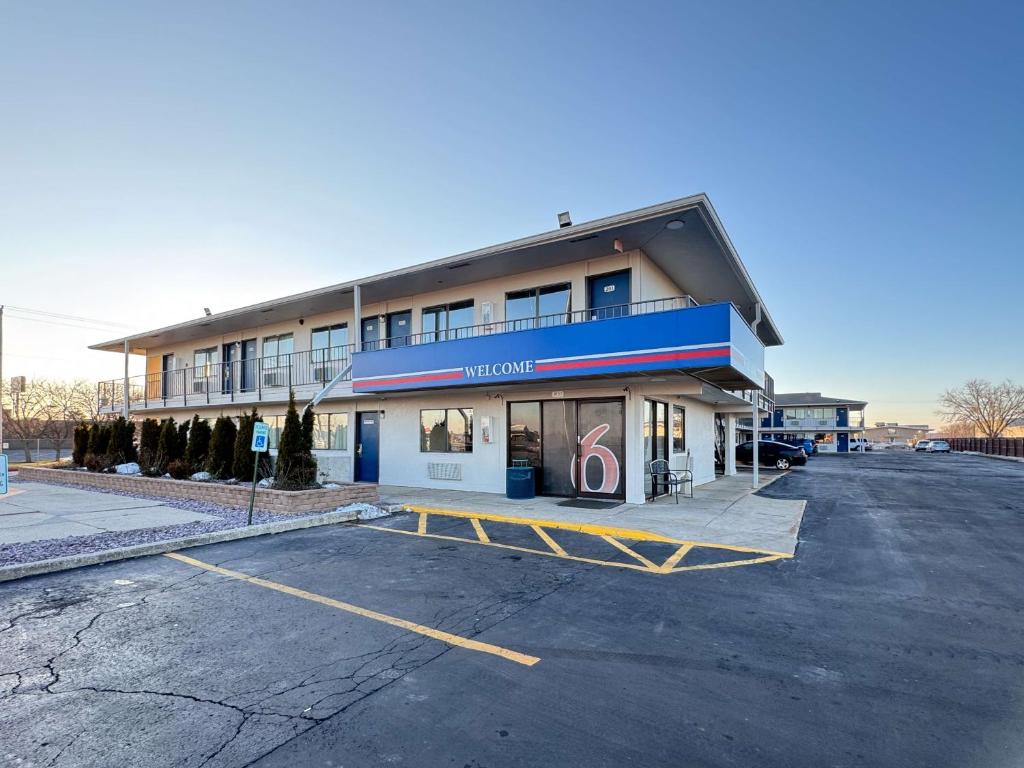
[849,438,870,452]
[927,440,951,453]
[914,440,932,452]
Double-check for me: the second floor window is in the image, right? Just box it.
[422,300,474,342]
[505,283,571,330]
[262,333,294,370]
[193,348,217,378]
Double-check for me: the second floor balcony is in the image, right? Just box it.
[97,345,354,414]
[98,297,769,413]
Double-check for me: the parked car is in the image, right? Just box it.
[927,440,951,453]
[736,440,807,470]
[779,437,817,456]
[849,438,870,451]
[914,440,932,452]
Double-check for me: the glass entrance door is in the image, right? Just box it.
[576,400,625,499]
[644,400,670,498]
[508,398,626,501]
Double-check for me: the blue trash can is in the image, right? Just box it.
[506,466,535,499]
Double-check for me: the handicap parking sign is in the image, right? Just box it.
[251,422,270,453]
[0,454,8,495]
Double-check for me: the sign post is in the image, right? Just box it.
[248,422,270,525]
[0,454,8,496]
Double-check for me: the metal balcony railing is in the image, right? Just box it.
[361,296,698,350]
[97,345,353,412]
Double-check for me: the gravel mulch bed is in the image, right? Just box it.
[0,478,325,568]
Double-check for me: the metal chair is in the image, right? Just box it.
[649,455,693,503]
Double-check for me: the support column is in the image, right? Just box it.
[725,413,737,476]
[751,401,759,488]
[352,285,362,352]
[122,339,130,419]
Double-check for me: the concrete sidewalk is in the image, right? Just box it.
[0,482,219,545]
[380,471,805,556]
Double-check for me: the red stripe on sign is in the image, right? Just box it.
[535,347,731,372]
[353,371,465,388]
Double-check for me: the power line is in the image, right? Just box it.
[4,305,134,329]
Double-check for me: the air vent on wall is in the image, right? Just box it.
[428,462,462,481]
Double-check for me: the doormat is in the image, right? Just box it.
[556,499,621,510]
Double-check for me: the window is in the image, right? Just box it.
[422,300,475,342]
[313,413,349,450]
[672,405,686,452]
[311,324,348,355]
[264,412,348,450]
[505,283,571,330]
[262,333,294,369]
[420,408,473,453]
[193,347,217,376]
[311,324,349,381]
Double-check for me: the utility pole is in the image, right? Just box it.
[0,304,4,457]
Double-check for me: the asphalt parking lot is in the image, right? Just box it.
[2,451,1023,767]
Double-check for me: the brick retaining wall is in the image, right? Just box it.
[17,467,378,515]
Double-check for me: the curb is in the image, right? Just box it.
[958,451,1024,464]
[0,510,358,584]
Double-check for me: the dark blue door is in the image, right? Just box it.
[588,270,631,319]
[837,433,849,452]
[355,412,380,482]
[222,343,235,394]
[240,339,256,392]
[836,407,849,427]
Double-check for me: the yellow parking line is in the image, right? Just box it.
[673,555,784,572]
[362,524,660,573]
[470,518,490,544]
[600,535,659,571]
[659,543,694,573]
[163,552,540,667]
[417,512,427,534]
[531,525,567,556]
[404,504,793,559]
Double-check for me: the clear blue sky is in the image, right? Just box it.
[2,1,1021,425]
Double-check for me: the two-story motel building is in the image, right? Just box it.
[92,195,782,504]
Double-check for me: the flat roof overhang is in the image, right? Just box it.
[91,194,783,355]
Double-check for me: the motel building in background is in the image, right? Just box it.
[92,195,783,504]
[764,392,868,453]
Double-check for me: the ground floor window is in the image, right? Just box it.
[420,408,473,453]
[263,412,349,450]
[672,405,686,453]
[313,413,349,450]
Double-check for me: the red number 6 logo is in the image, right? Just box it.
[571,424,620,494]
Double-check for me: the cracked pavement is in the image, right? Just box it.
[2,451,1024,767]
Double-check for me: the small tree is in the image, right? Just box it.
[274,392,316,489]
[938,379,1024,439]
[206,416,238,479]
[176,420,191,459]
[86,422,101,456]
[138,418,161,469]
[107,416,138,465]
[156,417,179,471]
[72,422,90,466]
[233,408,262,480]
[184,415,212,472]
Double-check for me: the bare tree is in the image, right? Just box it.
[1,377,48,461]
[41,379,93,460]
[937,379,1024,439]
[939,421,976,439]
